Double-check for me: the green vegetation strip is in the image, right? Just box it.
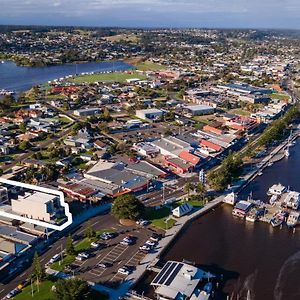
[71,71,146,83]
[144,207,176,230]
[14,279,55,300]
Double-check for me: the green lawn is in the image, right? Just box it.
[144,207,177,230]
[51,254,75,272]
[270,93,290,101]
[58,116,72,125]
[229,109,251,116]
[71,71,146,83]
[135,60,167,71]
[14,279,55,300]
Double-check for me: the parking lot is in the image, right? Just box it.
[67,225,160,286]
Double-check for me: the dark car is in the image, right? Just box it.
[97,262,113,269]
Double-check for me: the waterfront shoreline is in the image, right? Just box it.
[128,128,300,299]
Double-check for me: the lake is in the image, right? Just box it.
[0,60,133,92]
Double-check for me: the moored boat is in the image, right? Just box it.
[267,183,286,196]
[286,212,300,228]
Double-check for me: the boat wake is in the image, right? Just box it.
[274,251,300,300]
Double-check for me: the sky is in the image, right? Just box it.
[0,0,299,29]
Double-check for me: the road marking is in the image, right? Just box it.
[0,288,4,294]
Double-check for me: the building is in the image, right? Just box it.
[184,105,215,116]
[152,136,193,158]
[151,261,214,300]
[0,187,8,204]
[133,142,159,157]
[11,192,61,222]
[239,94,270,104]
[73,108,100,117]
[84,160,149,197]
[172,203,193,217]
[136,108,163,121]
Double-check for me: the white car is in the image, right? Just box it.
[139,245,151,252]
[117,267,130,276]
[49,254,60,264]
[136,219,149,226]
[145,240,156,247]
[78,252,89,259]
[75,255,85,261]
[91,242,100,248]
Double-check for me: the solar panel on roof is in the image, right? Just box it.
[158,262,177,284]
[152,261,172,284]
[165,263,183,286]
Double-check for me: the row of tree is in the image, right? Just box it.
[207,152,243,191]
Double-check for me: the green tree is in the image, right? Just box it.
[32,252,45,282]
[111,194,144,221]
[184,182,195,197]
[19,140,30,151]
[195,182,206,199]
[53,278,91,300]
[85,221,96,239]
[19,122,27,133]
[66,234,76,256]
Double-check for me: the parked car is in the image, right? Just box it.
[5,288,20,299]
[136,219,149,226]
[150,233,162,242]
[139,245,151,252]
[49,254,61,264]
[78,252,90,259]
[117,266,132,276]
[100,232,116,240]
[97,262,112,269]
[91,241,102,249]
[75,255,85,261]
[145,240,156,248]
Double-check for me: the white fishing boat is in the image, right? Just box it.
[286,212,300,227]
[269,194,279,205]
[267,183,286,196]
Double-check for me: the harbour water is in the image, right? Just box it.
[0,60,133,92]
[158,140,300,300]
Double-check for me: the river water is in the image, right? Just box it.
[159,141,300,300]
[0,60,133,92]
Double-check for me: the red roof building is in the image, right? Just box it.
[179,151,201,166]
[203,125,223,135]
[200,139,222,152]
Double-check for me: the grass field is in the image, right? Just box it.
[104,34,139,43]
[14,280,55,300]
[270,93,290,101]
[229,109,251,116]
[71,71,146,83]
[144,207,176,230]
[135,60,167,71]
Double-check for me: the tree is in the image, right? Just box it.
[19,140,30,151]
[85,221,96,239]
[111,194,144,221]
[184,182,195,197]
[19,122,27,133]
[32,252,45,282]
[195,182,206,199]
[66,234,76,256]
[53,278,91,300]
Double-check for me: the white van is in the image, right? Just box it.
[49,254,60,264]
